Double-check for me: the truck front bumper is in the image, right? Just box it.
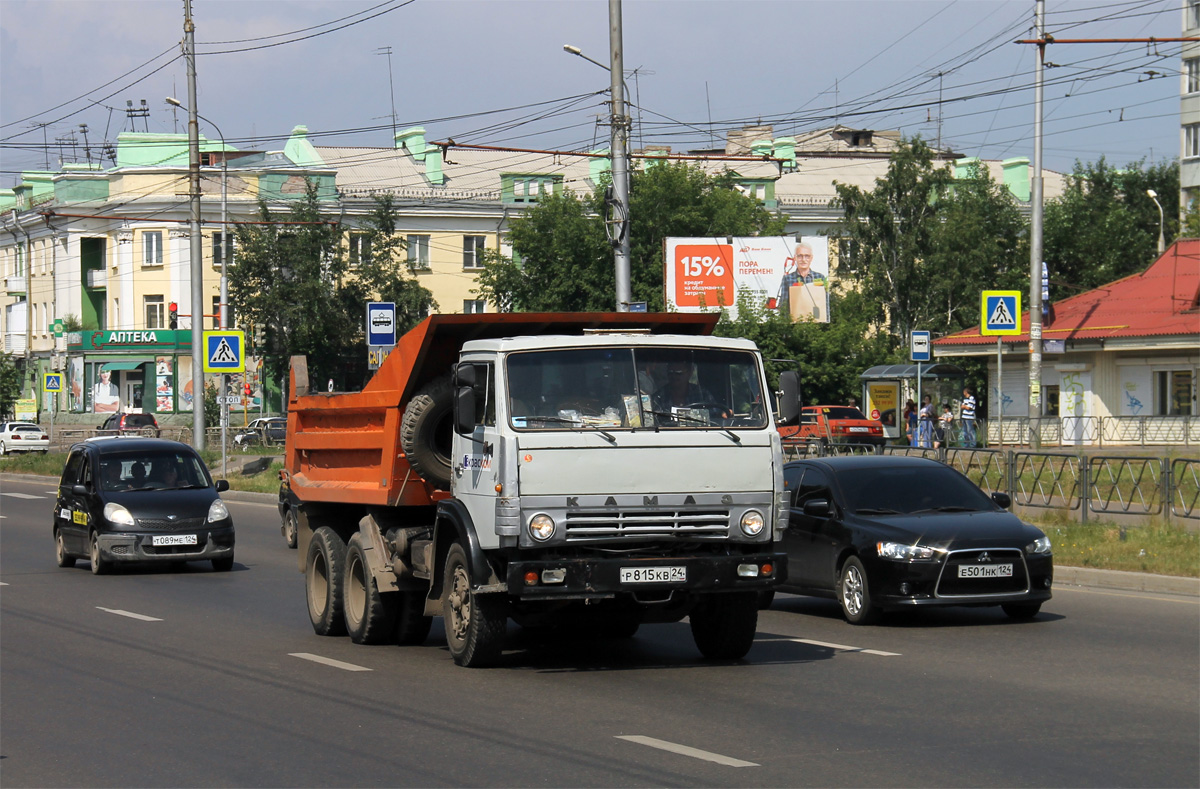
[505,551,786,600]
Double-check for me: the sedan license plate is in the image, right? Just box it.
[620,566,686,584]
[152,534,197,547]
[848,426,869,432]
[958,563,1012,579]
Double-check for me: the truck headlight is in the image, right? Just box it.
[877,541,937,561]
[103,502,135,527]
[528,513,555,542]
[740,510,765,537]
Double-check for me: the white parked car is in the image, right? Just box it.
[0,422,50,454]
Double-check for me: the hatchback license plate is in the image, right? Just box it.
[958,563,1012,578]
[620,566,686,584]
[152,534,197,546]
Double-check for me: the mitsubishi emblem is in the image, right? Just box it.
[978,551,991,562]
[167,515,178,521]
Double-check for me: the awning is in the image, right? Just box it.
[859,363,966,381]
[101,361,145,372]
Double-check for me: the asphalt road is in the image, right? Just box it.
[2,475,1197,788]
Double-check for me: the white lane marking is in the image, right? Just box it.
[1,492,43,499]
[616,735,758,768]
[757,636,900,656]
[0,582,8,586]
[289,652,372,672]
[1053,586,1200,605]
[96,606,162,622]
[45,490,60,495]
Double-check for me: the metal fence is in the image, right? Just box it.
[980,415,1198,448]
[787,440,1200,523]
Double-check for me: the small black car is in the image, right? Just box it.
[97,412,161,437]
[777,455,1052,624]
[53,437,235,574]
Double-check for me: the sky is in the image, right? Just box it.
[0,0,1185,189]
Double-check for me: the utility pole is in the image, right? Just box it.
[1028,0,1045,449]
[609,0,631,312]
[183,0,206,450]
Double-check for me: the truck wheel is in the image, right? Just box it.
[394,591,433,645]
[282,508,298,549]
[442,542,506,667]
[400,377,454,490]
[689,592,758,660]
[306,527,348,637]
[343,533,398,644]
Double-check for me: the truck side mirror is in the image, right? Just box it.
[453,363,476,388]
[778,370,802,425]
[454,363,478,436]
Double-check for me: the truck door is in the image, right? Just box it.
[453,362,500,539]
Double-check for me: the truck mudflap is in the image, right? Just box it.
[505,552,787,600]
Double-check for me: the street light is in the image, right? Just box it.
[564,14,632,312]
[1147,188,1165,255]
[167,96,231,468]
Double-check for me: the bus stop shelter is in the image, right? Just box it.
[859,363,966,440]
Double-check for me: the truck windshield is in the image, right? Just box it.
[507,347,768,430]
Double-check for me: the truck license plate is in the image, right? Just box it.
[620,566,686,584]
[152,534,197,546]
[958,564,1012,578]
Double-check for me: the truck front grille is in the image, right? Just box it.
[563,509,730,541]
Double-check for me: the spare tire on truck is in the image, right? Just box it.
[400,376,455,490]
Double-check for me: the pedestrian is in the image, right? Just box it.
[902,399,918,446]
[935,402,954,449]
[960,386,977,448]
[917,394,935,448]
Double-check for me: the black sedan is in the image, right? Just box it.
[777,455,1052,624]
[53,437,235,573]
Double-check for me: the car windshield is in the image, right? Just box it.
[819,407,867,420]
[99,450,211,492]
[506,346,768,431]
[833,464,995,515]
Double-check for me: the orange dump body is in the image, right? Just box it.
[284,312,718,508]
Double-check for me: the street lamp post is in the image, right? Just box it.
[564,0,632,312]
[181,0,205,451]
[1147,189,1165,254]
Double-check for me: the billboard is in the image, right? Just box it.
[664,236,830,322]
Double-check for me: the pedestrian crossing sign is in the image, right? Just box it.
[202,330,245,373]
[43,373,62,392]
[981,290,1021,336]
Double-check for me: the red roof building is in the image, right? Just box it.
[933,241,1198,435]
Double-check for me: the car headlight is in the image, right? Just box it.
[207,499,230,523]
[1025,535,1052,555]
[740,510,765,537]
[528,513,555,542]
[103,502,135,527]
[877,541,937,561]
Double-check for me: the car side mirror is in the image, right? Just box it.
[802,498,833,518]
[215,479,230,492]
[72,484,88,496]
[991,491,1011,510]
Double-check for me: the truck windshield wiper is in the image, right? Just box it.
[518,415,616,441]
[644,409,740,443]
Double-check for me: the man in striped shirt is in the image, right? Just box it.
[960,386,977,447]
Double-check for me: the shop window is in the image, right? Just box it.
[1157,370,1194,415]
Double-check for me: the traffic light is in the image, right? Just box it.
[168,302,178,329]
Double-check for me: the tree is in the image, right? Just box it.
[0,352,22,418]
[1043,158,1179,300]
[475,161,786,312]
[831,138,953,342]
[230,186,435,392]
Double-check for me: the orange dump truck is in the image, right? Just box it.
[284,312,796,667]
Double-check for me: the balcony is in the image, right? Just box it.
[3,333,27,353]
[5,274,26,292]
[86,269,107,288]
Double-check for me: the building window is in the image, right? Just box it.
[503,175,561,204]
[1187,59,1200,94]
[349,234,371,267]
[1190,0,1200,31]
[145,295,165,329]
[464,299,486,314]
[212,232,234,268]
[112,299,119,330]
[463,235,487,269]
[1186,124,1200,160]
[1157,370,1194,415]
[143,231,163,267]
[407,234,430,270]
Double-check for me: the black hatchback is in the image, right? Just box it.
[776,455,1052,624]
[53,437,235,574]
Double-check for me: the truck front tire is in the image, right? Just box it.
[689,592,759,660]
[343,533,397,645]
[306,527,348,637]
[443,542,506,667]
[400,377,455,490]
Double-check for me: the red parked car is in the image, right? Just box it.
[779,405,885,448]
